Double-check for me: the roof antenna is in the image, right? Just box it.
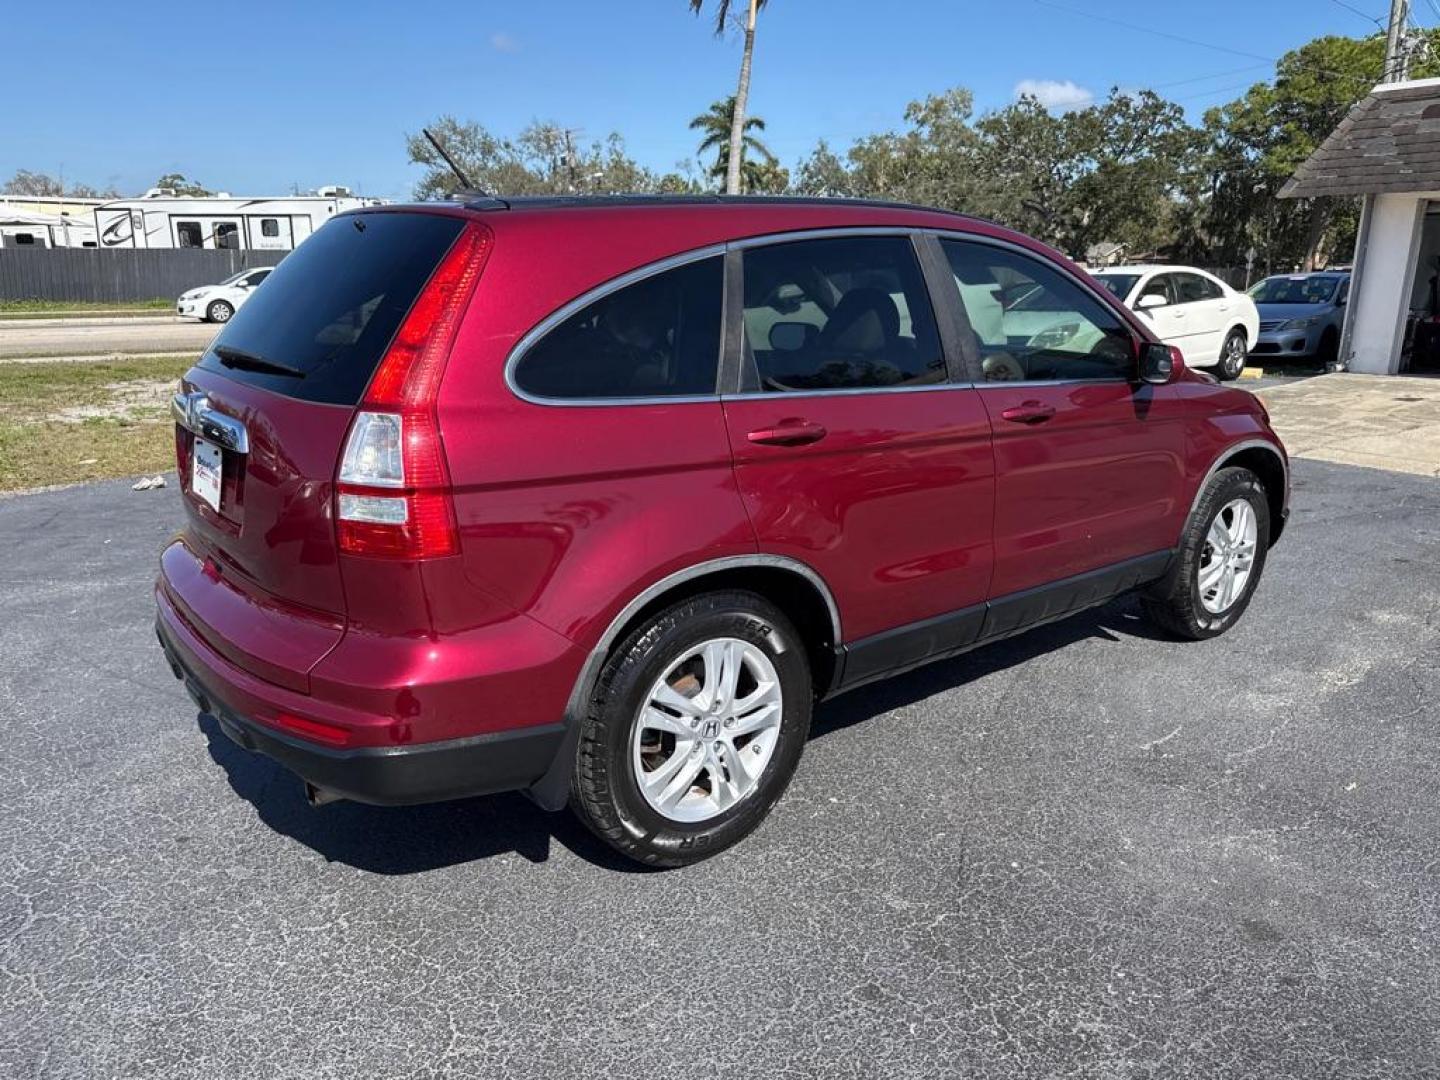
[423,127,484,196]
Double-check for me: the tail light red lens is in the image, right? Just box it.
[336,221,493,559]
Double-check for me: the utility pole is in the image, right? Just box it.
[1385,0,1411,83]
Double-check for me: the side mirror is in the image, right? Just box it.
[1139,341,1178,385]
[1137,293,1167,311]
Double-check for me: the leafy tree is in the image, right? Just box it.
[1199,31,1440,270]
[795,87,1197,260]
[154,173,214,197]
[406,116,662,198]
[796,89,998,211]
[691,0,769,195]
[690,96,779,192]
[792,139,853,197]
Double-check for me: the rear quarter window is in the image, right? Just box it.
[511,256,724,400]
[196,212,465,405]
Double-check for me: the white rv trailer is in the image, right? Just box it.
[0,210,99,248]
[92,186,383,251]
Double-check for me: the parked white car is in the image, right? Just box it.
[1089,265,1260,380]
[176,267,273,323]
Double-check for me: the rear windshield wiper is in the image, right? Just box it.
[213,344,306,379]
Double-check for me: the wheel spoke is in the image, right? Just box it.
[708,744,744,810]
[653,749,706,809]
[642,740,696,794]
[650,683,703,719]
[728,675,781,721]
[703,640,743,709]
[1221,566,1239,608]
[728,701,781,738]
[718,739,753,786]
[1228,502,1251,545]
[1198,558,1226,591]
[698,641,736,710]
[1207,518,1229,553]
[640,705,695,738]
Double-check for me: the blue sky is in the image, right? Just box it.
[2,0,1408,201]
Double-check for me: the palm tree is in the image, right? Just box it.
[690,0,768,196]
[689,96,777,192]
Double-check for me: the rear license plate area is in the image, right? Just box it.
[192,437,223,513]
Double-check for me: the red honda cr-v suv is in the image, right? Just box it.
[156,196,1288,866]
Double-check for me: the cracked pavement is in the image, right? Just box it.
[2,459,1438,1078]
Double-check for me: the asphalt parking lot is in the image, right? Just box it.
[3,459,1439,1079]
[0,315,215,361]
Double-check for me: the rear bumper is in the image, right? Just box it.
[155,599,566,806]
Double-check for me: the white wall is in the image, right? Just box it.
[1348,192,1429,374]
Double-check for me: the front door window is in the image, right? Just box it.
[941,240,1135,382]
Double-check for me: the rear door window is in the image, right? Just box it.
[1175,272,1222,303]
[512,256,723,399]
[196,212,465,405]
[741,235,944,391]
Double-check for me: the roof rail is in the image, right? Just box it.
[453,192,987,222]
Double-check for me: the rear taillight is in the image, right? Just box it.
[336,222,492,558]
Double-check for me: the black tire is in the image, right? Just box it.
[206,299,233,324]
[1317,327,1339,366]
[1216,328,1247,381]
[570,590,812,867]
[1141,467,1271,640]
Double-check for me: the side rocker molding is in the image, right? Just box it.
[524,555,842,811]
[835,549,1173,695]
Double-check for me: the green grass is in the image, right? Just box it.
[0,298,172,318]
[0,355,191,491]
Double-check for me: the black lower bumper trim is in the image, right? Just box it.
[158,619,566,807]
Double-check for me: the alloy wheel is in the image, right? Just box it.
[630,637,784,824]
[1222,333,1246,378]
[1198,497,1258,614]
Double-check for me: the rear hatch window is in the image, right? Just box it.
[196,211,466,404]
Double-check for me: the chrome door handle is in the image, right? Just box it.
[747,420,828,446]
[1000,402,1055,425]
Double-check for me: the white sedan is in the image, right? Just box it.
[1089,265,1260,381]
[176,267,273,324]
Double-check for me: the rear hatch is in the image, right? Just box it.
[166,210,469,690]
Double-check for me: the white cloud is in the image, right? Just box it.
[1013,78,1094,112]
[490,32,520,53]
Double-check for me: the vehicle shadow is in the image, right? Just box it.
[200,594,1164,875]
[811,594,1166,739]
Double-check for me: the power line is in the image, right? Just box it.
[1027,0,1276,62]
[1026,0,1383,83]
[1145,63,1272,91]
[1171,81,1265,104]
[1328,0,1386,28]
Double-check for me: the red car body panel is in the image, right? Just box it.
[978,379,1187,597]
[154,197,1288,808]
[722,389,996,640]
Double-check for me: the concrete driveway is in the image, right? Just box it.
[1258,372,1440,477]
[0,315,216,360]
[3,459,1438,1078]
